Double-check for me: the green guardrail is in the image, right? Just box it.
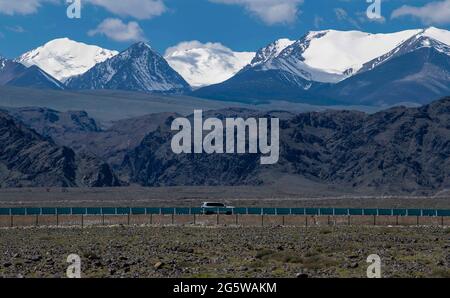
[0,208,449,217]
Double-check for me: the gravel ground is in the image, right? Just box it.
[0,226,449,278]
[1,187,450,209]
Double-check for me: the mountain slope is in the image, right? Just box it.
[120,97,450,194]
[0,57,65,90]
[3,107,178,167]
[358,30,450,74]
[67,42,191,93]
[0,111,120,187]
[3,107,101,137]
[321,45,450,106]
[194,27,450,105]
[249,38,295,67]
[17,38,118,82]
[192,68,335,104]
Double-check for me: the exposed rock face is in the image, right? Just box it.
[4,107,100,137]
[0,111,120,187]
[67,42,191,93]
[3,98,450,194]
[4,108,179,168]
[120,98,450,194]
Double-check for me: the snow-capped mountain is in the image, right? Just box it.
[249,38,294,67]
[359,28,450,74]
[0,57,65,90]
[0,56,7,71]
[164,41,255,87]
[17,38,118,82]
[257,29,423,83]
[318,40,450,106]
[67,42,191,93]
[194,27,450,105]
[255,27,450,84]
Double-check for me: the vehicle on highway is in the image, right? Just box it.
[200,202,234,215]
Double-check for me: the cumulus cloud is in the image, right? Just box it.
[209,0,304,25]
[86,0,166,20]
[88,18,146,42]
[334,7,361,29]
[0,0,57,15]
[391,0,450,25]
[5,25,26,33]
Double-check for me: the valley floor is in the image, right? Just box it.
[0,226,448,278]
[0,187,450,209]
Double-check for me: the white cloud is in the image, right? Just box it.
[88,18,146,42]
[5,25,26,33]
[164,41,255,87]
[391,0,450,25]
[0,0,57,15]
[86,0,166,20]
[0,0,167,19]
[334,7,361,29]
[209,0,303,25]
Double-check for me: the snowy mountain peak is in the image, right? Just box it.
[244,28,450,84]
[358,34,450,74]
[421,27,450,45]
[67,42,191,93]
[164,41,255,87]
[0,56,7,71]
[250,38,295,66]
[127,41,153,52]
[17,38,118,82]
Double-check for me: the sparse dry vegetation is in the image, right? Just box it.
[0,226,448,278]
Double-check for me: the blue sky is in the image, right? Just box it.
[0,0,449,58]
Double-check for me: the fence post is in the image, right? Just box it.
[81,214,84,228]
[235,214,238,225]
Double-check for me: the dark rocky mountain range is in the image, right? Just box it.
[2,107,178,168]
[1,97,450,194]
[121,98,450,194]
[0,111,120,187]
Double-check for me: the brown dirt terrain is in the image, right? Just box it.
[0,226,448,278]
[0,187,450,209]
